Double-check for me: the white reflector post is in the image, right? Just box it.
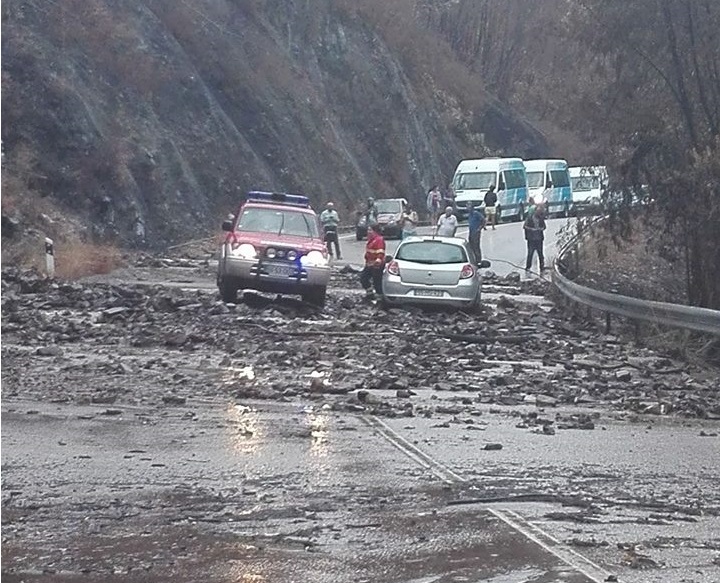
[44,237,55,278]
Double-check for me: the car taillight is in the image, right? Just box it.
[387,260,400,276]
[460,263,475,279]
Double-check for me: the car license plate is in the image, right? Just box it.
[265,263,295,277]
[414,289,443,297]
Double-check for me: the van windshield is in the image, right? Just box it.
[503,169,527,189]
[454,172,496,190]
[549,169,570,188]
[526,171,545,188]
[571,176,600,191]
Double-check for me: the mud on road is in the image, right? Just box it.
[2,261,720,582]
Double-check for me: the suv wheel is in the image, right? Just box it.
[302,286,327,307]
[219,280,238,303]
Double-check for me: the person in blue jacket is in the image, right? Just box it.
[468,204,486,264]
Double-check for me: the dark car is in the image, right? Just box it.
[216,191,331,306]
[356,198,407,240]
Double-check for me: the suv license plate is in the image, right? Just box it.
[265,263,295,277]
[415,289,443,297]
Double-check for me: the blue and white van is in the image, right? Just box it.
[523,159,572,216]
[451,157,529,221]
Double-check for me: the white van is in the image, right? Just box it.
[451,157,529,222]
[523,159,572,216]
[568,166,607,215]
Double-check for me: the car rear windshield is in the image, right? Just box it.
[396,241,467,264]
[237,208,320,237]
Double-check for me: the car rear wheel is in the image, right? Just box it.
[302,286,327,307]
[219,280,238,303]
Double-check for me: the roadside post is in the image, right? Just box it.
[44,237,55,278]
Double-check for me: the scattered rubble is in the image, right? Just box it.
[2,266,719,422]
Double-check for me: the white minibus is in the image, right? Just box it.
[523,159,572,216]
[451,157,529,222]
[569,166,607,215]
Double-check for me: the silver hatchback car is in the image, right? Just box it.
[381,236,490,308]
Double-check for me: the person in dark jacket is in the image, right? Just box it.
[523,203,547,272]
[467,205,486,263]
[483,185,498,229]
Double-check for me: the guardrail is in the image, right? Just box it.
[552,219,720,336]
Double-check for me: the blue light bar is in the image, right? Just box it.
[246,191,310,207]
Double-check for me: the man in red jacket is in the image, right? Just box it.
[360,223,386,299]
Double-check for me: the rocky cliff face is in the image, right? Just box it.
[1,0,546,252]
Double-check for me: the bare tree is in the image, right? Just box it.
[566,0,720,308]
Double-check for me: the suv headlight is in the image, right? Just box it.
[229,243,257,259]
[300,250,328,267]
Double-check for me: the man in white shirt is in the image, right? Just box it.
[436,206,458,237]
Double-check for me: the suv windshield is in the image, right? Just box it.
[375,200,403,214]
[237,207,320,237]
[397,241,467,264]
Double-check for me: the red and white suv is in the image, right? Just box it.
[216,192,331,305]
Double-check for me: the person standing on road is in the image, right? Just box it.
[484,185,498,230]
[467,204,486,263]
[426,186,442,225]
[436,206,458,237]
[360,223,386,300]
[320,202,342,259]
[443,183,456,210]
[524,202,547,272]
[365,197,379,229]
[401,204,418,239]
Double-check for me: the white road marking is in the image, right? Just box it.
[363,413,622,583]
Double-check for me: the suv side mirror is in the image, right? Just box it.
[385,254,393,264]
[221,219,234,232]
[479,259,491,269]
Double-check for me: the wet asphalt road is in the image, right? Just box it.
[2,399,609,583]
[3,225,720,583]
